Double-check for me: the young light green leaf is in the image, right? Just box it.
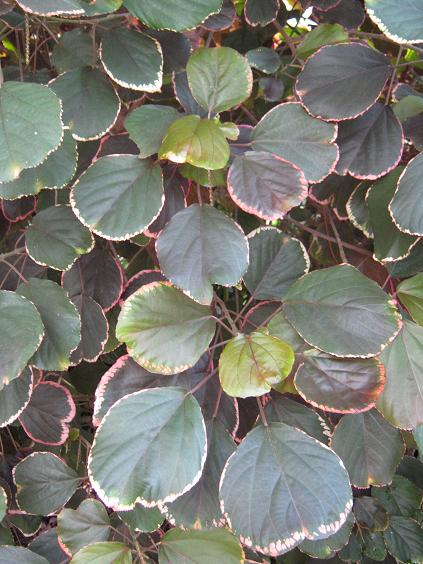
[116,282,216,374]
[219,330,294,398]
[88,387,207,509]
[71,542,132,564]
[156,204,248,304]
[297,23,349,59]
[187,47,252,114]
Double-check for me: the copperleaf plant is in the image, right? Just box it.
[0,0,422,562]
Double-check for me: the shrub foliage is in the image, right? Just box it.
[0,0,422,562]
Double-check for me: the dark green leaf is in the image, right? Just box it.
[365,0,423,44]
[0,367,33,427]
[125,105,179,158]
[383,516,423,563]
[58,499,110,555]
[390,152,423,236]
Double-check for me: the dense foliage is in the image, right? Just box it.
[0,0,422,562]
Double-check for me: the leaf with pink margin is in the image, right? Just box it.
[19,381,76,445]
[244,0,279,26]
[0,367,33,428]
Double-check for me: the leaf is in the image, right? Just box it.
[186,47,252,114]
[244,0,279,26]
[173,71,208,118]
[8,515,42,537]
[117,282,216,374]
[17,279,81,371]
[0,367,33,427]
[295,43,391,121]
[58,500,110,555]
[0,547,48,563]
[19,381,75,445]
[28,529,70,563]
[243,227,310,300]
[314,0,365,29]
[156,204,248,304]
[367,168,417,262]
[0,291,44,387]
[62,245,123,311]
[377,321,423,429]
[365,0,423,44]
[294,354,385,413]
[117,504,163,533]
[26,205,94,271]
[13,452,81,515]
[299,512,354,559]
[0,131,77,199]
[125,105,180,158]
[15,0,84,15]
[330,409,405,487]
[335,103,404,180]
[100,28,163,91]
[88,387,207,509]
[353,496,389,531]
[159,528,244,564]
[267,312,308,353]
[49,68,120,141]
[51,29,92,73]
[70,295,108,364]
[372,475,422,517]
[71,542,132,564]
[145,172,187,236]
[159,115,230,170]
[147,29,191,73]
[0,82,63,182]
[219,330,294,398]
[389,152,423,236]
[71,155,164,240]
[220,423,352,556]
[203,0,236,31]
[383,516,423,563]
[123,0,223,31]
[282,264,402,358]
[246,47,281,74]
[297,23,349,59]
[264,395,331,444]
[227,151,308,220]
[251,102,338,183]
[346,181,373,237]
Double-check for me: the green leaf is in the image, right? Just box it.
[0,367,33,427]
[58,499,110,555]
[164,419,235,528]
[244,227,310,300]
[125,105,179,158]
[28,529,69,562]
[245,47,280,74]
[390,153,423,236]
[227,151,308,220]
[372,475,422,518]
[299,512,354,559]
[265,395,331,444]
[71,155,164,240]
[117,504,163,533]
[219,330,294,398]
[17,279,81,371]
[296,43,391,121]
[244,0,279,26]
[393,95,423,122]
[377,321,423,429]
[51,29,92,73]
[346,182,373,238]
[79,0,122,16]
[70,295,108,364]
[0,488,6,523]
[297,23,349,59]
[159,115,230,170]
[251,102,338,183]
[365,0,423,44]
[353,496,389,531]
[71,542,132,564]
[282,264,402,357]
[156,204,248,304]
[116,282,216,374]
[398,273,423,325]
[187,47,252,114]
[267,312,308,353]
[220,423,353,556]
[123,0,223,31]
[0,82,63,182]
[294,354,386,413]
[50,67,120,141]
[159,528,244,564]
[26,205,94,271]
[367,167,417,262]
[13,452,81,515]
[0,546,48,563]
[16,0,83,15]
[7,515,42,537]
[100,28,163,91]
[383,516,423,563]
[0,131,78,199]
[88,387,207,509]
[0,291,44,388]
[331,409,405,487]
